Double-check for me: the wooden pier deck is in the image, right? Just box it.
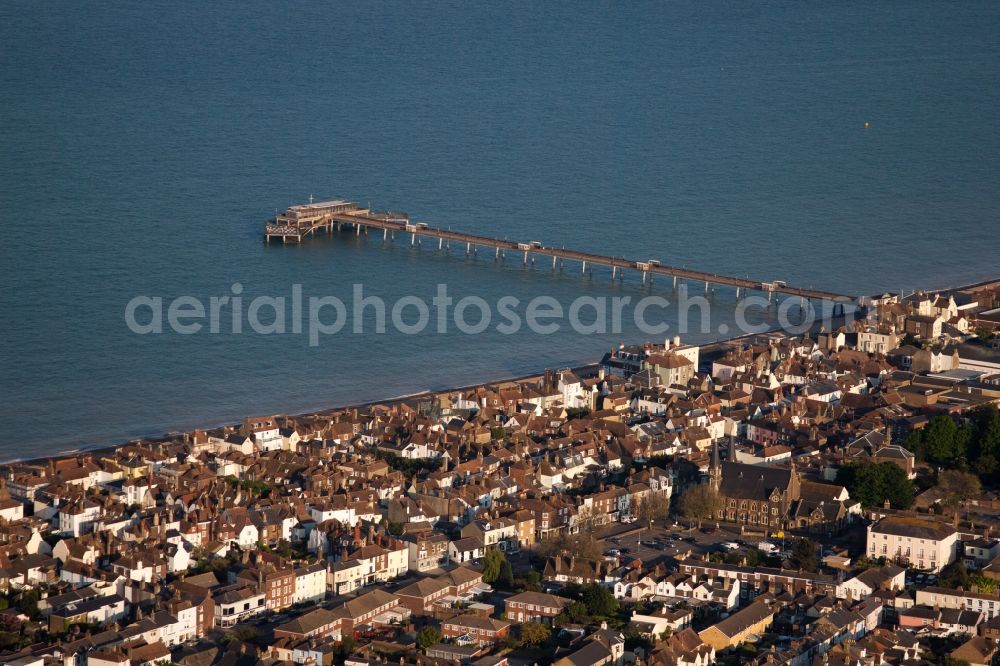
[264,199,856,304]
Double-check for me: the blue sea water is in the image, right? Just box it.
[1,2,999,459]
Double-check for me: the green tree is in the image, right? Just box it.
[518,621,551,646]
[836,461,915,509]
[789,539,818,572]
[481,549,507,584]
[939,560,970,590]
[564,601,590,623]
[677,483,723,528]
[332,635,357,662]
[921,416,961,465]
[417,626,442,649]
[970,574,998,596]
[623,628,654,652]
[971,405,1000,462]
[521,571,542,591]
[19,588,42,619]
[582,583,618,617]
[975,454,999,477]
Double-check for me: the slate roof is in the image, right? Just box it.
[718,461,793,501]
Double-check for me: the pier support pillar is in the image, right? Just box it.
[612,266,617,280]
[642,271,647,284]
[735,287,741,298]
[672,276,677,288]
[552,255,557,270]
[411,233,416,246]
[439,238,443,251]
[705,282,709,295]
[582,260,587,274]
[495,246,500,260]
[466,242,470,255]
[356,224,361,236]
[383,228,388,241]
[523,250,528,265]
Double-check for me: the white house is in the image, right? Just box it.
[294,561,328,604]
[866,517,959,572]
[0,498,25,522]
[58,500,103,537]
[214,584,266,628]
[916,586,1000,620]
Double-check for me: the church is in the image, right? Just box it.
[708,441,852,533]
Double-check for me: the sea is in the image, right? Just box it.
[1,1,999,459]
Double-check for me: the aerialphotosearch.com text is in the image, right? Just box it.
[124,283,852,346]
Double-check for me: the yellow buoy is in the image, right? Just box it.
[864,121,870,129]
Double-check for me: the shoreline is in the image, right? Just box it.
[0,323,796,469]
[4,275,997,469]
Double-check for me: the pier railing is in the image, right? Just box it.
[264,200,855,303]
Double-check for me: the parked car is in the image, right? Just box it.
[758,542,780,555]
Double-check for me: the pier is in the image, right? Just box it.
[264,199,856,305]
